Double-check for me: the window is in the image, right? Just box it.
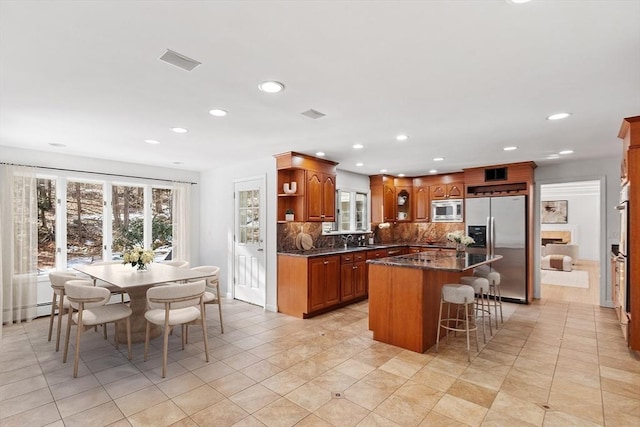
[66,181,103,268]
[37,178,56,273]
[152,188,173,260]
[323,189,369,234]
[238,189,260,244]
[111,185,144,257]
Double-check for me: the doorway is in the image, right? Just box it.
[539,180,601,305]
[233,176,266,307]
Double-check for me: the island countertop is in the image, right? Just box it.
[366,250,502,272]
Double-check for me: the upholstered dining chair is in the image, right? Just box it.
[188,266,223,334]
[161,260,190,268]
[63,279,132,378]
[144,280,209,378]
[48,272,78,352]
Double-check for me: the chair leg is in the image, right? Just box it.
[114,321,119,350]
[181,324,186,350]
[73,309,84,378]
[55,296,66,352]
[162,324,170,378]
[464,300,471,362]
[48,292,57,342]
[436,298,444,353]
[201,303,209,362]
[63,308,73,363]
[217,284,224,334]
[144,321,150,362]
[103,323,108,340]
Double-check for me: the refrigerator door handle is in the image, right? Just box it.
[486,216,491,256]
[492,216,496,256]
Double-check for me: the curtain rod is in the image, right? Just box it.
[0,162,198,185]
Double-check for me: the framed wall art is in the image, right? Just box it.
[541,200,568,224]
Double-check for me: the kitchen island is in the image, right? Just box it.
[367,250,502,353]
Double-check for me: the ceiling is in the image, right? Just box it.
[1,1,639,177]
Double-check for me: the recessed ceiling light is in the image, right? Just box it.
[546,154,560,159]
[429,169,438,174]
[353,143,364,149]
[258,81,285,93]
[171,127,188,134]
[396,134,409,141]
[356,162,364,167]
[398,173,405,177]
[144,139,160,145]
[503,146,518,151]
[173,161,183,165]
[508,0,532,4]
[433,157,444,161]
[559,150,574,155]
[316,151,325,157]
[49,143,66,147]
[208,109,227,117]
[547,112,571,121]
[380,169,387,173]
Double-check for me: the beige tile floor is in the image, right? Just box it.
[1,296,639,427]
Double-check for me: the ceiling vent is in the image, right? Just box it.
[159,49,201,71]
[301,109,326,120]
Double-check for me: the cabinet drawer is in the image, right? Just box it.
[367,249,389,259]
[341,252,367,264]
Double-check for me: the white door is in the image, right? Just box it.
[233,176,266,307]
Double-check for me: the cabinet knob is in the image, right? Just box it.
[324,261,329,265]
[353,266,358,270]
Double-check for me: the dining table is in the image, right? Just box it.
[74,262,213,343]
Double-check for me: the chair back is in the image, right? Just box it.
[162,260,190,268]
[190,266,220,290]
[49,272,78,290]
[65,280,110,309]
[147,280,205,310]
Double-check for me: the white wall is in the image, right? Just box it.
[535,156,621,307]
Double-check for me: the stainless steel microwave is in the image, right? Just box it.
[431,199,464,222]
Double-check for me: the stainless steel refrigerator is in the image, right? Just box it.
[465,195,528,303]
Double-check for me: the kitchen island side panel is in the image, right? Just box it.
[368,263,464,353]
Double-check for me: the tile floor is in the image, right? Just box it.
[1,297,639,427]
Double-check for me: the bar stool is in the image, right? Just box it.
[460,276,492,343]
[473,269,503,328]
[436,284,479,362]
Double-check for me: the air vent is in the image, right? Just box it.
[301,109,326,119]
[485,167,507,182]
[159,49,201,71]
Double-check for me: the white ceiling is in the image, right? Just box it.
[1,1,639,176]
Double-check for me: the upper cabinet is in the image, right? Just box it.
[429,173,464,200]
[412,177,430,222]
[370,175,396,223]
[394,177,412,222]
[274,152,338,222]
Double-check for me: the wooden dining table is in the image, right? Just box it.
[74,262,212,343]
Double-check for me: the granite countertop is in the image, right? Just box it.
[367,250,503,272]
[277,243,452,258]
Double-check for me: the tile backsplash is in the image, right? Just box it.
[277,222,465,251]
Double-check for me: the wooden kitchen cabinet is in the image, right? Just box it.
[412,177,430,222]
[275,152,337,222]
[278,254,341,318]
[341,252,367,302]
[430,182,463,200]
[394,177,412,222]
[370,175,396,223]
[307,171,336,222]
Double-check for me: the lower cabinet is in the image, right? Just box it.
[341,253,367,302]
[309,256,340,312]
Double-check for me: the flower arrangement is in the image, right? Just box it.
[123,246,154,270]
[446,230,475,247]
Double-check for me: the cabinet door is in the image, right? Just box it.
[448,183,464,198]
[430,184,447,200]
[396,187,411,221]
[325,256,341,306]
[306,172,323,221]
[413,186,429,222]
[322,174,336,222]
[308,257,326,312]
[354,261,367,297]
[383,184,396,222]
[341,262,355,302]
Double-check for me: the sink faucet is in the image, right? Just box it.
[341,234,354,248]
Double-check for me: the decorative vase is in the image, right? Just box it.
[137,263,147,271]
[456,243,466,258]
[285,213,294,221]
[283,182,297,194]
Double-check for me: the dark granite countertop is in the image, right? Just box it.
[367,251,503,272]
[277,243,452,258]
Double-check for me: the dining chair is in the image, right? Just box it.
[47,271,78,351]
[188,266,223,335]
[144,280,209,378]
[162,260,190,268]
[63,279,132,378]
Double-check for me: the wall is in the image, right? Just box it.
[534,156,621,307]
[540,181,600,260]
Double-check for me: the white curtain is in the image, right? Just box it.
[0,165,38,338]
[172,183,191,263]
